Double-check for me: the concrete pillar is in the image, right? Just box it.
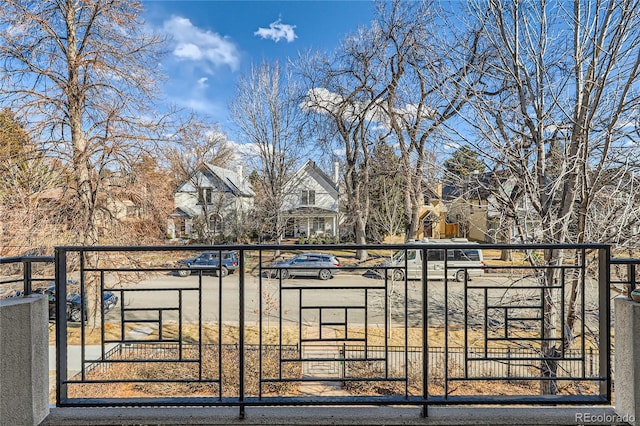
[0,295,49,426]
[614,297,640,426]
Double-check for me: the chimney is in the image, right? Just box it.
[333,161,339,184]
[236,164,243,180]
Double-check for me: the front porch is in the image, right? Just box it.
[283,207,339,239]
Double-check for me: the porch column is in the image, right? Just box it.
[614,297,640,425]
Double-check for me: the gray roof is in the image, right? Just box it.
[204,163,255,197]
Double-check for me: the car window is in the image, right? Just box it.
[427,250,444,261]
[448,249,480,261]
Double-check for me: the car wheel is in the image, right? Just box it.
[218,266,229,277]
[392,269,405,281]
[178,268,190,277]
[455,270,467,282]
[280,269,290,279]
[318,269,332,280]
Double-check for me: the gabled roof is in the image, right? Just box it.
[204,163,255,197]
[285,160,338,194]
[177,163,254,197]
[442,172,494,201]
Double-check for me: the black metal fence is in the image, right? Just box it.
[1,243,632,416]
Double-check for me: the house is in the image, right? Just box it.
[281,160,340,239]
[441,172,542,243]
[416,183,450,240]
[168,163,254,241]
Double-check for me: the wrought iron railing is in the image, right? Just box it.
[0,255,54,296]
[610,257,640,298]
[4,243,634,417]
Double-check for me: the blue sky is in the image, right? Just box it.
[142,1,376,137]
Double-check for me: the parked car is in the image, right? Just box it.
[177,251,239,277]
[268,253,340,280]
[377,238,484,282]
[34,281,119,322]
[0,286,21,299]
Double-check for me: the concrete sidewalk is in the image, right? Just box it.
[49,344,117,376]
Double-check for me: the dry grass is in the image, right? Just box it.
[51,322,600,402]
[50,323,300,346]
[65,344,301,400]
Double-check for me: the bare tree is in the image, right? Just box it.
[0,0,178,246]
[368,141,405,242]
[299,24,393,260]
[0,0,186,327]
[465,0,640,394]
[164,123,235,184]
[230,60,306,244]
[375,0,491,242]
[0,108,64,254]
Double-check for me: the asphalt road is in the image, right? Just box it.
[104,269,602,332]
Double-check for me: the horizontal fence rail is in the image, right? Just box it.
[610,257,640,298]
[0,256,55,296]
[4,243,635,417]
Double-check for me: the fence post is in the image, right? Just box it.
[598,247,611,401]
[0,295,49,426]
[614,297,640,426]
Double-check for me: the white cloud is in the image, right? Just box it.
[163,16,240,71]
[197,77,209,88]
[254,19,297,43]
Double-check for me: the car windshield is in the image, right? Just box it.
[392,251,405,262]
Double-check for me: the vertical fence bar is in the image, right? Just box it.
[238,248,245,419]
[23,260,32,295]
[628,263,637,298]
[79,250,86,381]
[198,285,202,377]
[259,250,264,398]
[101,270,106,360]
[55,248,68,405]
[218,251,223,401]
[598,247,611,401]
[421,248,428,417]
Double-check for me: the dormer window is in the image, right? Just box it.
[301,190,315,206]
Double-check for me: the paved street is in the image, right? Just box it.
[104,269,602,332]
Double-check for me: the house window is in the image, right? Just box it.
[301,190,315,206]
[312,217,325,233]
[198,188,213,204]
[209,214,223,235]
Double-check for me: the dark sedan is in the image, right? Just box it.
[34,282,118,322]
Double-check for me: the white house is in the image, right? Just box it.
[281,160,340,238]
[168,163,254,240]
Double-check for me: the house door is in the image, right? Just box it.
[285,218,295,238]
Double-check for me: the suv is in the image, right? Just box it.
[268,253,340,280]
[177,251,239,277]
